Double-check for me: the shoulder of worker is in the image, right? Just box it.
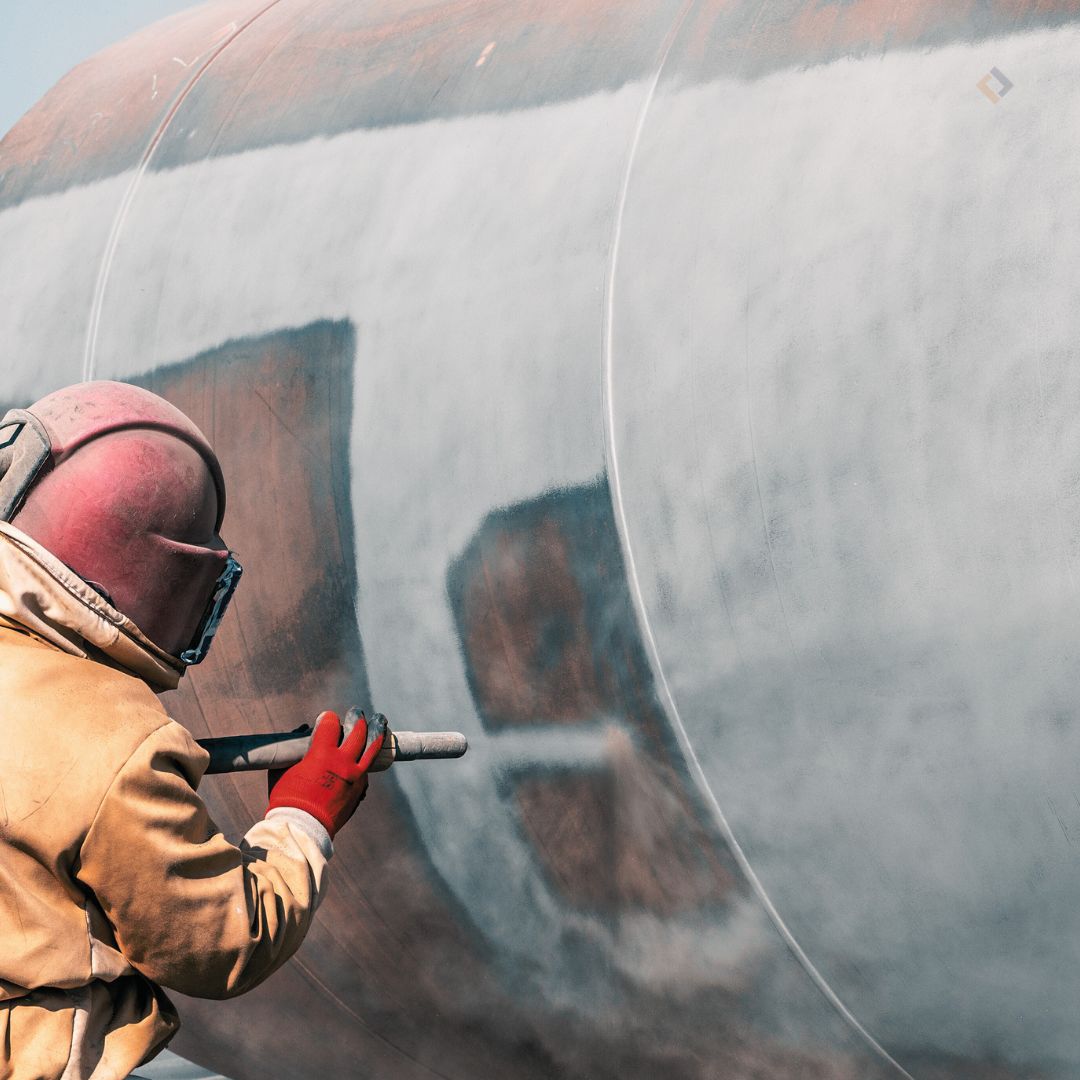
[0,620,175,736]
[0,623,207,845]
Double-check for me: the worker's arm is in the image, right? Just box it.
[78,719,333,1000]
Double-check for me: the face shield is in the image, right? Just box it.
[180,553,243,665]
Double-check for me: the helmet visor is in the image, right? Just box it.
[180,554,243,666]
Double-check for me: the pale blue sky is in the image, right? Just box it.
[0,1,198,138]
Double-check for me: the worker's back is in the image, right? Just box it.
[0,617,181,1080]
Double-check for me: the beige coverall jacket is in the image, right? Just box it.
[0,523,333,1080]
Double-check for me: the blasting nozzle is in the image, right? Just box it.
[198,711,468,775]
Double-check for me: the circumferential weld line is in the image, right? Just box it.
[598,6,913,1076]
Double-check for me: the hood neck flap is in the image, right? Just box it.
[0,522,184,691]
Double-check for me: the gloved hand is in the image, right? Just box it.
[266,709,386,837]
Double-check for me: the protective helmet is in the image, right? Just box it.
[0,381,241,666]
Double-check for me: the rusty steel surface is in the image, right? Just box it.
[1,1,1078,1077]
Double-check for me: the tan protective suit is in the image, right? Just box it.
[0,523,333,1080]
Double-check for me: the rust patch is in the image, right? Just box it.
[452,515,610,727]
[8,0,1080,208]
[448,482,667,735]
[993,0,1080,19]
[786,0,970,52]
[516,729,734,915]
[450,481,741,917]
[677,0,1080,83]
[0,0,271,209]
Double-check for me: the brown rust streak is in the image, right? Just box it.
[993,0,1080,17]
[463,518,606,727]
[8,0,1080,210]
[787,0,972,52]
[455,492,741,915]
[0,0,270,198]
[515,739,735,915]
[679,0,1080,76]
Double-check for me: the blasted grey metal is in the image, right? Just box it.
[199,726,469,774]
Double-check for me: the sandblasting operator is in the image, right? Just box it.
[0,381,379,1079]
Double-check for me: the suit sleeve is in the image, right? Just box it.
[78,720,332,999]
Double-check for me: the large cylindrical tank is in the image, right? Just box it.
[2,2,1078,1077]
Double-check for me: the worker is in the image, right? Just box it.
[0,381,380,1079]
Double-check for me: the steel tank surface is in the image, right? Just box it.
[2,2,1079,1077]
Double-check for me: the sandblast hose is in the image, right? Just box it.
[197,709,468,775]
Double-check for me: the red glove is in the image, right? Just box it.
[266,710,386,837]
